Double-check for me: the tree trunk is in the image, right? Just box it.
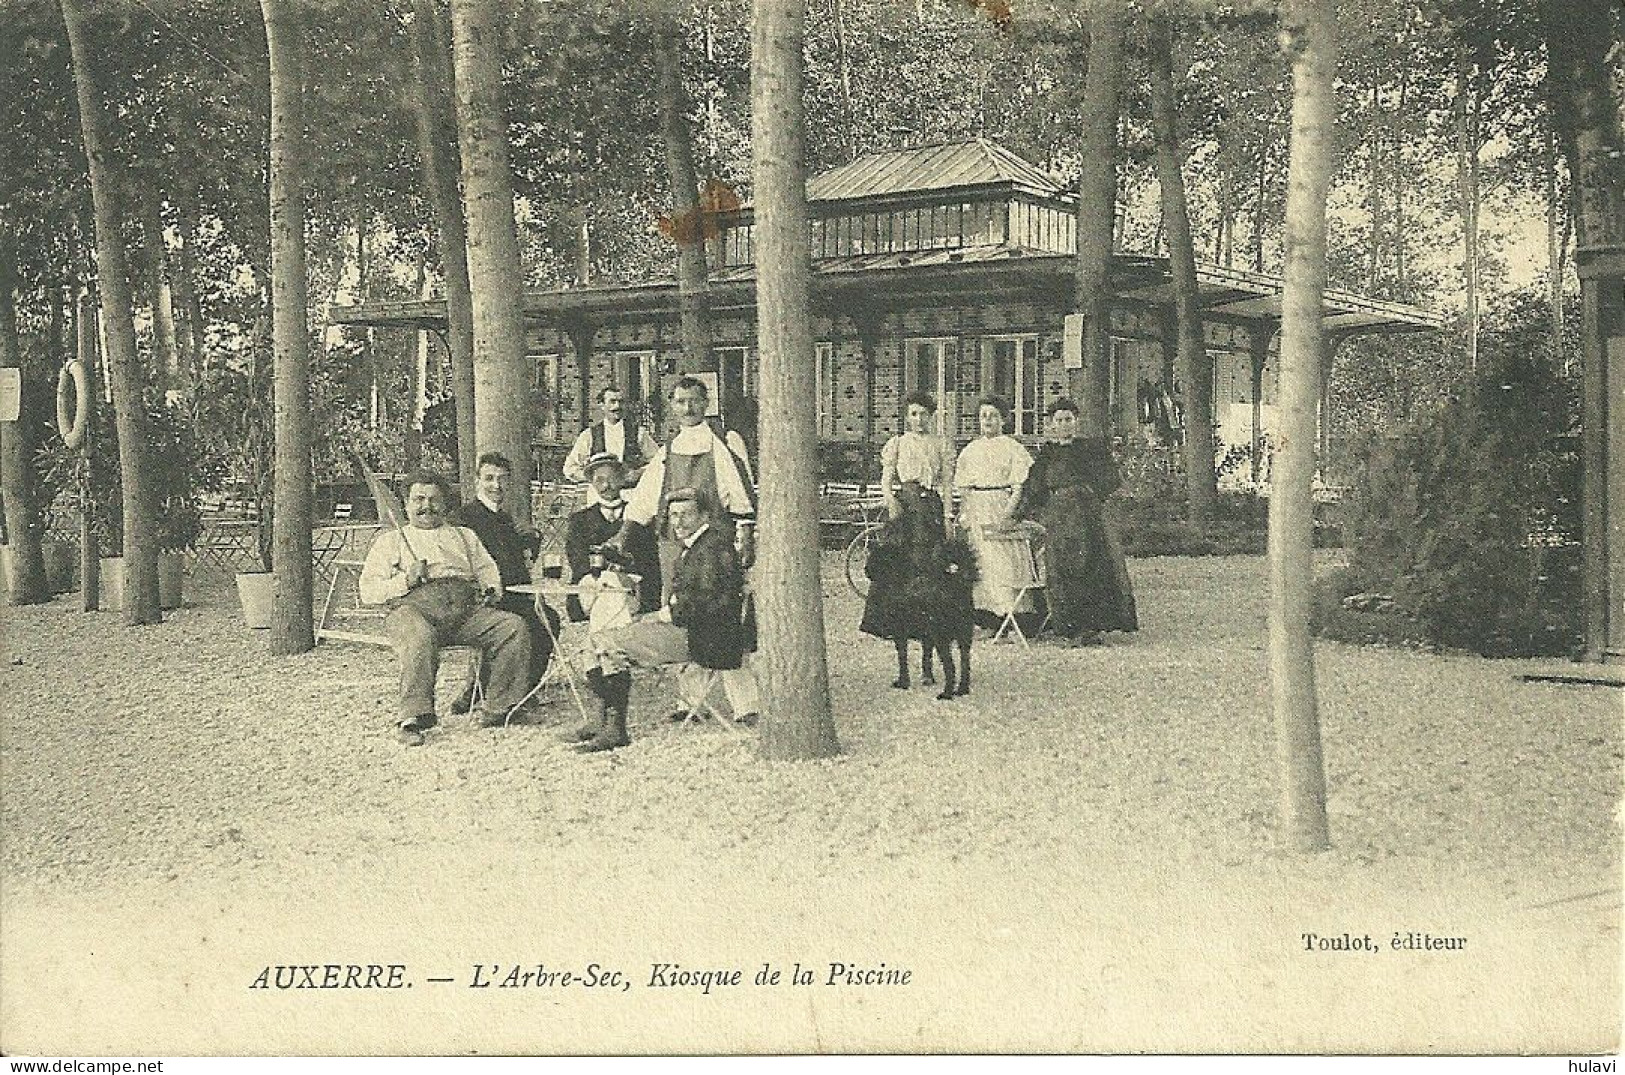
[1454,48,1480,372]
[1367,82,1383,292]
[657,17,715,382]
[1269,0,1335,854]
[451,0,533,523]
[831,0,857,161]
[409,0,477,498]
[140,189,180,395]
[1252,151,1268,272]
[1149,12,1215,521]
[260,0,314,654]
[1393,69,1408,290]
[0,234,49,604]
[74,286,100,610]
[1073,0,1125,438]
[173,187,206,376]
[1542,0,1625,663]
[1545,113,1566,357]
[62,0,160,626]
[752,0,839,761]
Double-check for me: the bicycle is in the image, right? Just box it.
[841,495,889,599]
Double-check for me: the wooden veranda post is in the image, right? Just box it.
[1269,0,1336,853]
[752,0,839,760]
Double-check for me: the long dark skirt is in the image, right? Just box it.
[1040,487,1138,635]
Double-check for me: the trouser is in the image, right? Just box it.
[594,616,760,716]
[384,604,531,720]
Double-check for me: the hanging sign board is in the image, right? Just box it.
[0,368,19,422]
[1062,313,1085,369]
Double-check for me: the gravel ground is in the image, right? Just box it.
[1,553,1618,1054]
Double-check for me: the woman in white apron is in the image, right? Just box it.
[953,396,1034,622]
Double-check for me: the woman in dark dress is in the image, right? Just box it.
[1018,397,1138,644]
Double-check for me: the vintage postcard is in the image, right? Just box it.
[1,0,1620,1058]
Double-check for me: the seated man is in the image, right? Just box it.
[576,487,760,753]
[452,450,561,705]
[563,451,661,624]
[359,470,531,746]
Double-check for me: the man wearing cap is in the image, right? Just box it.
[577,486,758,752]
[605,375,758,723]
[564,451,661,624]
[562,386,660,498]
[451,451,560,704]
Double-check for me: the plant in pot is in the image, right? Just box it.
[37,392,214,611]
[191,367,275,626]
[147,399,218,609]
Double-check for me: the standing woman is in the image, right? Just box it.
[1018,397,1138,644]
[880,390,954,526]
[954,396,1034,625]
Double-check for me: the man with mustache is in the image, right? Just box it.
[561,386,660,503]
[359,471,531,746]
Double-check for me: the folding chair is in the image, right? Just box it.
[657,665,744,734]
[986,523,1052,649]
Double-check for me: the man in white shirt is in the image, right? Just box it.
[561,387,660,499]
[359,472,532,746]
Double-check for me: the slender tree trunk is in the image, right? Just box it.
[1545,113,1566,356]
[753,0,839,761]
[1269,0,1336,854]
[408,0,477,497]
[173,188,206,376]
[451,0,533,523]
[1543,0,1625,662]
[1455,48,1480,372]
[140,190,180,395]
[575,210,592,283]
[1367,82,1383,292]
[1073,0,1125,438]
[62,0,160,625]
[831,0,858,161]
[74,286,100,610]
[0,234,49,604]
[1393,70,1408,290]
[1149,11,1215,520]
[658,18,715,383]
[1252,151,1268,272]
[260,0,314,654]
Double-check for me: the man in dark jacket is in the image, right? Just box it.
[451,451,560,702]
[563,452,661,623]
[576,486,759,752]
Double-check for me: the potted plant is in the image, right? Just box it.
[191,367,275,626]
[147,400,215,609]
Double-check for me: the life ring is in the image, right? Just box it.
[56,360,88,450]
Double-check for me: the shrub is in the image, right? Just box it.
[1323,348,1581,657]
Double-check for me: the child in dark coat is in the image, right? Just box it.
[859,482,979,699]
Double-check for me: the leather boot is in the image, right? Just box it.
[576,671,630,752]
[568,669,606,742]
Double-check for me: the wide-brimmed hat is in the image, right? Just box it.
[583,451,625,478]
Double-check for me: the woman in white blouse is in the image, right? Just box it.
[953,396,1035,620]
[880,390,955,525]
